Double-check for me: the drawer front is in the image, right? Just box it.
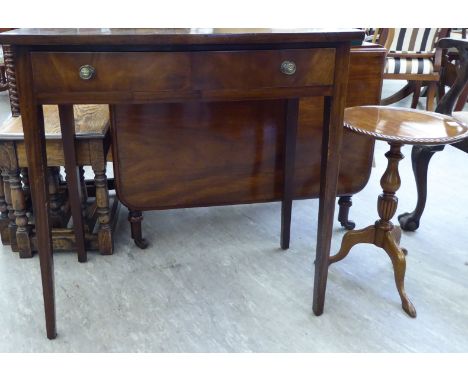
[31,52,192,93]
[192,48,335,90]
[31,49,335,95]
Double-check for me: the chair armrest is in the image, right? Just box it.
[386,52,434,59]
[437,37,468,51]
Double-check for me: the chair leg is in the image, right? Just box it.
[91,162,113,255]
[337,195,355,230]
[0,173,10,245]
[426,82,437,111]
[48,167,64,228]
[381,81,415,106]
[79,166,88,218]
[454,82,468,111]
[128,210,148,249]
[10,169,32,258]
[3,170,18,252]
[398,145,444,231]
[410,81,422,109]
[21,168,31,210]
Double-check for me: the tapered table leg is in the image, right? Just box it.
[280,98,299,250]
[313,43,351,316]
[16,46,56,339]
[59,105,87,263]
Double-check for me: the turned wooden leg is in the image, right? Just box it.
[91,162,113,255]
[337,195,356,230]
[79,166,88,217]
[21,168,30,196]
[426,82,437,111]
[329,225,375,265]
[0,172,10,245]
[10,169,33,258]
[48,167,64,228]
[3,170,18,252]
[128,210,148,249]
[410,81,422,109]
[382,231,416,317]
[375,143,416,317]
[331,143,416,318]
[21,168,32,210]
[398,145,444,231]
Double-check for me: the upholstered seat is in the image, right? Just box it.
[385,57,434,76]
[379,28,450,110]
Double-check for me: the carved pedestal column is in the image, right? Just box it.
[330,143,416,318]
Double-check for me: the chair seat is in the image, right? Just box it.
[344,106,468,145]
[384,57,434,75]
[0,104,109,140]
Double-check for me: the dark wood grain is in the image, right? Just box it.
[110,46,384,211]
[192,49,335,90]
[31,52,192,94]
[5,29,367,339]
[30,50,335,104]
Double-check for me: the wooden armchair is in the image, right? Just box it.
[398,38,468,231]
[0,45,7,92]
[379,28,450,111]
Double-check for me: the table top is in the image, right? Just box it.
[344,106,468,145]
[0,105,109,140]
[0,28,364,46]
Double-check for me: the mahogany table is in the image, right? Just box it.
[0,28,364,339]
[332,106,468,318]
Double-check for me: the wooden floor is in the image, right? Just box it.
[0,82,467,352]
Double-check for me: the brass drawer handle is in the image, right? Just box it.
[79,65,96,80]
[280,60,296,75]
